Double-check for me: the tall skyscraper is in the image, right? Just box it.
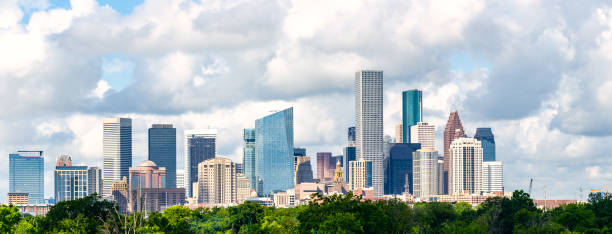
[449,138,483,195]
[184,129,217,197]
[413,148,442,198]
[88,167,103,196]
[294,156,313,184]
[348,159,372,190]
[482,161,503,193]
[243,128,256,190]
[293,148,306,156]
[255,107,294,195]
[55,155,88,202]
[443,111,465,194]
[103,117,132,197]
[9,151,44,204]
[474,128,496,162]
[348,126,356,142]
[148,124,177,188]
[198,157,236,204]
[316,152,334,181]
[384,143,421,195]
[344,126,357,183]
[402,89,423,143]
[355,70,384,196]
[395,124,403,143]
[410,122,435,150]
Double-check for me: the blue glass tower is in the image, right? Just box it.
[402,89,423,143]
[9,151,44,204]
[474,128,496,162]
[55,165,88,202]
[255,107,294,195]
[384,143,421,195]
[343,146,356,183]
[243,128,256,189]
[148,124,177,188]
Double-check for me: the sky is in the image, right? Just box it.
[1,0,611,202]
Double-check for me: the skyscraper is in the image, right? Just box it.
[198,157,236,204]
[410,122,435,150]
[344,126,357,183]
[443,111,465,194]
[103,117,132,197]
[9,151,44,204]
[413,148,442,198]
[348,127,356,142]
[402,89,423,143]
[243,128,256,190]
[255,107,294,195]
[482,161,503,193]
[184,129,217,197]
[384,143,421,195]
[294,156,314,184]
[395,124,403,143]
[316,152,334,181]
[474,128,496,162]
[88,167,103,197]
[55,155,88,202]
[355,70,384,196]
[293,148,306,156]
[449,138,483,195]
[348,159,373,190]
[148,124,177,188]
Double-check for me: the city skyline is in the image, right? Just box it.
[2,0,611,202]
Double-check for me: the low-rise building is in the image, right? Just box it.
[273,190,295,208]
[8,193,29,206]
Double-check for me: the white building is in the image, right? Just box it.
[184,129,217,198]
[273,189,295,208]
[176,169,185,189]
[482,161,503,193]
[197,157,236,204]
[355,70,384,196]
[449,138,483,195]
[103,117,132,197]
[413,148,441,198]
[410,122,435,150]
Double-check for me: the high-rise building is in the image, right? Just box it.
[9,151,44,204]
[255,108,294,195]
[449,138,483,195]
[294,156,314,184]
[355,70,384,196]
[474,128,496,162]
[129,160,184,213]
[413,148,442,198]
[343,146,356,183]
[294,148,306,156]
[236,174,251,204]
[88,167,103,197]
[198,157,236,204]
[236,163,244,175]
[243,128,256,190]
[348,127,356,142]
[176,169,185,189]
[482,161,503,193]
[316,152,335,181]
[402,89,423,143]
[395,124,404,143]
[348,159,373,191]
[148,124,177,188]
[55,155,88,202]
[384,143,421,195]
[103,117,132,197]
[184,129,217,197]
[410,122,435,150]
[111,177,128,213]
[443,111,465,194]
[129,160,167,190]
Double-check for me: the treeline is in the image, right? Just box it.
[0,190,610,233]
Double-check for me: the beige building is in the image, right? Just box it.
[7,193,29,206]
[449,138,483,195]
[294,156,314,184]
[273,189,295,208]
[413,148,441,198]
[410,122,435,149]
[198,157,236,204]
[348,159,372,191]
[111,177,128,213]
[395,124,403,143]
[236,174,251,204]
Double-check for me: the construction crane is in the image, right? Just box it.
[591,184,609,198]
[529,178,533,195]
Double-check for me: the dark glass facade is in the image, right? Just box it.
[187,137,215,196]
[474,128,496,162]
[348,127,356,142]
[9,151,44,204]
[243,128,256,189]
[148,124,177,188]
[343,146,356,183]
[384,143,421,195]
[402,89,422,143]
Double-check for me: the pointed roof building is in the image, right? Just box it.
[443,111,465,172]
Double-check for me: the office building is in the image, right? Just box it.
[443,111,465,194]
[243,128,256,190]
[410,122,435,150]
[273,190,295,208]
[348,126,356,142]
[111,177,128,213]
[236,163,244,174]
[9,151,44,204]
[316,152,335,181]
[255,107,294,195]
[88,167,103,196]
[184,129,217,197]
[294,148,306,156]
[395,124,403,143]
[413,148,442,198]
[449,138,483,195]
[294,156,314,184]
[176,169,185,189]
[129,160,166,190]
[402,89,423,143]
[198,157,236,204]
[103,117,132,197]
[236,174,251,204]
[55,155,88,202]
[482,161,503,193]
[130,188,185,212]
[474,128,496,162]
[148,124,177,188]
[384,143,421,195]
[7,193,29,206]
[355,70,384,196]
[348,159,373,190]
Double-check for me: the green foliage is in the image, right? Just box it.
[0,206,22,233]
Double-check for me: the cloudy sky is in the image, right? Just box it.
[2,0,612,201]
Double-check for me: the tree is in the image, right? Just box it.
[0,205,22,233]
[319,212,363,234]
[162,205,192,233]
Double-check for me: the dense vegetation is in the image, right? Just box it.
[0,190,610,233]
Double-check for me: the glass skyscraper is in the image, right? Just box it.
[184,129,216,197]
[9,151,44,204]
[88,167,103,196]
[255,107,294,195]
[243,128,256,190]
[384,143,421,195]
[474,128,496,162]
[55,156,88,202]
[148,124,177,188]
[103,117,132,197]
[402,89,423,144]
[343,146,356,183]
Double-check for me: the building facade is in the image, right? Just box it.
[355,70,384,196]
[198,157,236,204]
[243,128,256,190]
[348,159,373,191]
[55,156,88,202]
[111,177,128,213]
[449,138,483,195]
[255,108,294,195]
[9,151,44,204]
[128,160,169,212]
[384,143,421,195]
[395,124,403,143]
[88,167,103,196]
[148,124,177,188]
[176,169,185,189]
[316,152,335,181]
[103,117,132,197]
[294,156,314,184]
[474,128,496,162]
[443,111,465,194]
[482,161,503,193]
[402,89,423,143]
[7,193,29,206]
[184,129,217,197]
[410,122,435,150]
[236,174,251,204]
[413,148,441,198]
